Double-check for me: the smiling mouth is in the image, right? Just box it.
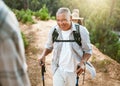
[60,26,66,29]
[60,24,66,27]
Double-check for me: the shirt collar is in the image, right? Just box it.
[71,22,79,32]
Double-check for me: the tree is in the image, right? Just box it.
[85,0,120,63]
[29,0,40,11]
[23,0,29,10]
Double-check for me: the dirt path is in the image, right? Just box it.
[20,20,120,86]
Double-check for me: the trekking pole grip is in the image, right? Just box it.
[76,65,80,86]
[40,61,46,75]
[40,61,46,86]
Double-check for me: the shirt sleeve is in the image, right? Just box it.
[80,26,92,54]
[45,27,55,50]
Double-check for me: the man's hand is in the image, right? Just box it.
[38,48,52,66]
[76,60,86,76]
[38,55,45,66]
[76,65,84,76]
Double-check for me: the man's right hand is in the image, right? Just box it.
[38,55,45,66]
[38,48,52,66]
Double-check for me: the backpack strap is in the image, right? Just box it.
[52,28,75,43]
[52,25,81,46]
[73,24,81,46]
[52,28,59,43]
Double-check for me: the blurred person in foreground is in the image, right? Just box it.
[0,0,31,86]
[38,7,95,86]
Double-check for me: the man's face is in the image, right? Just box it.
[56,13,72,31]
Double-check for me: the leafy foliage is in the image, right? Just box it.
[21,32,29,49]
[34,5,50,20]
[85,4,120,63]
[13,9,35,24]
[29,0,40,11]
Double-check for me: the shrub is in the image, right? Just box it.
[88,26,120,63]
[13,9,35,24]
[21,32,29,49]
[86,11,120,63]
[35,5,50,20]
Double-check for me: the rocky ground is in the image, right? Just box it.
[20,20,120,86]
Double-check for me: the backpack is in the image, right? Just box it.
[52,24,82,46]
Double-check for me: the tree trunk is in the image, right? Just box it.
[24,0,29,10]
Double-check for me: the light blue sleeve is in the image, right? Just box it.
[80,26,92,54]
[45,26,56,50]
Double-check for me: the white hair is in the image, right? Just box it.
[56,7,71,17]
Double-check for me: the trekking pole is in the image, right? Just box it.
[76,75,79,86]
[82,63,86,85]
[76,63,86,86]
[76,65,80,86]
[40,61,46,86]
